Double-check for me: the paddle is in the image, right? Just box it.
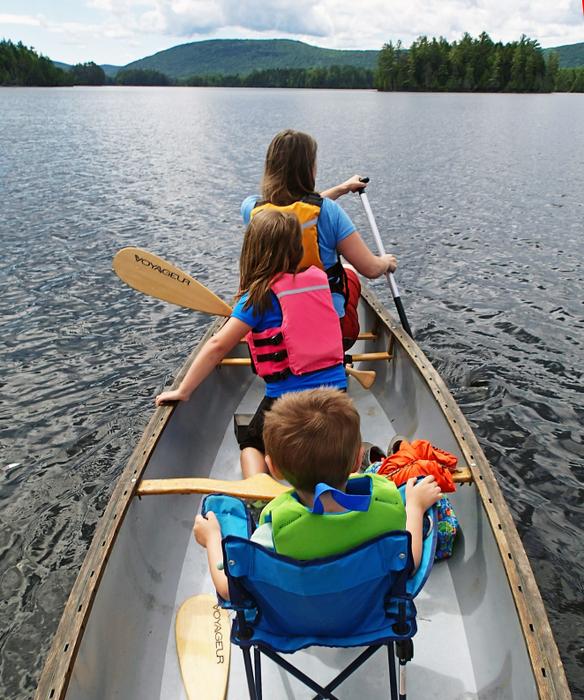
[136,469,473,498]
[357,180,413,337]
[175,594,231,700]
[113,247,233,316]
[113,247,376,389]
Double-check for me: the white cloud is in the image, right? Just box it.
[0,14,43,27]
[81,0,583,48]
[4,0,583,65]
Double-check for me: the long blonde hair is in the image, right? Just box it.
[261,129,318,205]
[239,209,304,314]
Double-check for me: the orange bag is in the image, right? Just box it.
[376,439,458,493]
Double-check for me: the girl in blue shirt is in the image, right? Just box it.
[156,209,346,477]
[242,129,399,346]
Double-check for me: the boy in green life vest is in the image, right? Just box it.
[195,388,442,601]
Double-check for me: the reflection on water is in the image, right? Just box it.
[0,87,583,697]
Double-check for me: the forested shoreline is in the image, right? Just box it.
[1,35,583,92]
[376,33,584,92]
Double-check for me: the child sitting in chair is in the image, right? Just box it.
[194,388,442,600]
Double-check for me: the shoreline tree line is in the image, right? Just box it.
[1,36,583,92]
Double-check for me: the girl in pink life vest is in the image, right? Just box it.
[155,209,347,478]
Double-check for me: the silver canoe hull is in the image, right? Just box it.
[36,286,570,700]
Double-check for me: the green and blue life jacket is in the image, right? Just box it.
[259,473,406,560]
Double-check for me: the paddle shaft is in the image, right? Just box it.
[358,189,413,337]
[137,469,473,498]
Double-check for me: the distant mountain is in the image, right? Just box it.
[50,37,583,83]
[100,64,122,77]
[51,61,121,76]
[123,39,378,78]
[543,41,584,68]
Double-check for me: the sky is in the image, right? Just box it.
[1,0,583,66]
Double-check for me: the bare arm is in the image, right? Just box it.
[155,317,251,405]
[405,476,442,571]
[338,231,397,279]
[194,512,230,600]
[321,175,367,201]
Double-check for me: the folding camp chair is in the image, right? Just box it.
[202,488,436,700]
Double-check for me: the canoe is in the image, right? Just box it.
[36,284,571,699]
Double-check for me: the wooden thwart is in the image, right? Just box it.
[221,351,391,366]
[239,331,378,343]
[137,468,473,498]
[176,594,231,700]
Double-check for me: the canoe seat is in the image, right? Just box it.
[202,493,437,700]
[233,413,254,444]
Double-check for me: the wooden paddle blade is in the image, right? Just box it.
[176,594,231,700]
[113,247,233,317]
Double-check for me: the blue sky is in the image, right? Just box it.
[1,0,583,66]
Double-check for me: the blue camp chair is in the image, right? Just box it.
[202,486,437,700]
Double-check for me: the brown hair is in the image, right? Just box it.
[261,129,318,205]
[263,389,361,492]
[239,209,304,314]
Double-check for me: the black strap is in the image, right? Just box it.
[263,368,292,383]
[325,259,350,307]
[256,350,288,363]
[252,332,283,348]
[301,192,323,208]
[253,193,322,210]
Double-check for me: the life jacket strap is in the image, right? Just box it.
[263,368,292,383]
[325,259,350,305]
[301,192,323,208]
[256,349,288,363]
[252,331,284,348]
[311,482,372,515]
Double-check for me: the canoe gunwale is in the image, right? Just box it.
[360,285,571,700]
[35,287,571,700]
[34,316,227,700]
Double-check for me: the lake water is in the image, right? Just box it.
[0,86,583,698]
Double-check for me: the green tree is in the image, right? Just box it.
[546,52,560,91]
[70,62,105,86]
[116,68,171,85]
[376,41,397,91]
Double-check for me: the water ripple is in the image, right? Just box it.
[1,87,583,698]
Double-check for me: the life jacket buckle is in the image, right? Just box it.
[263,368,292,383]
[253,332,284,348]
[257,349,288,363]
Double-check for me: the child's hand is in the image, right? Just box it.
[405,475,442,513]
[193,511,222,549]
[155,388,188,406]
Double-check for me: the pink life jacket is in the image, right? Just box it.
[246,266,344,383]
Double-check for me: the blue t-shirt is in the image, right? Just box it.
[232,291,347,398]
[241,195,356,316]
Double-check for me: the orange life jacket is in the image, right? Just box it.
[251,194,349,304]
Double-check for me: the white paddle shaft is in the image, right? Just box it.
[359,191,401,300]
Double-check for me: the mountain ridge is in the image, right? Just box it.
[53,38,584,78]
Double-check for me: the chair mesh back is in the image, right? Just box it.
[223,531,418,652]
